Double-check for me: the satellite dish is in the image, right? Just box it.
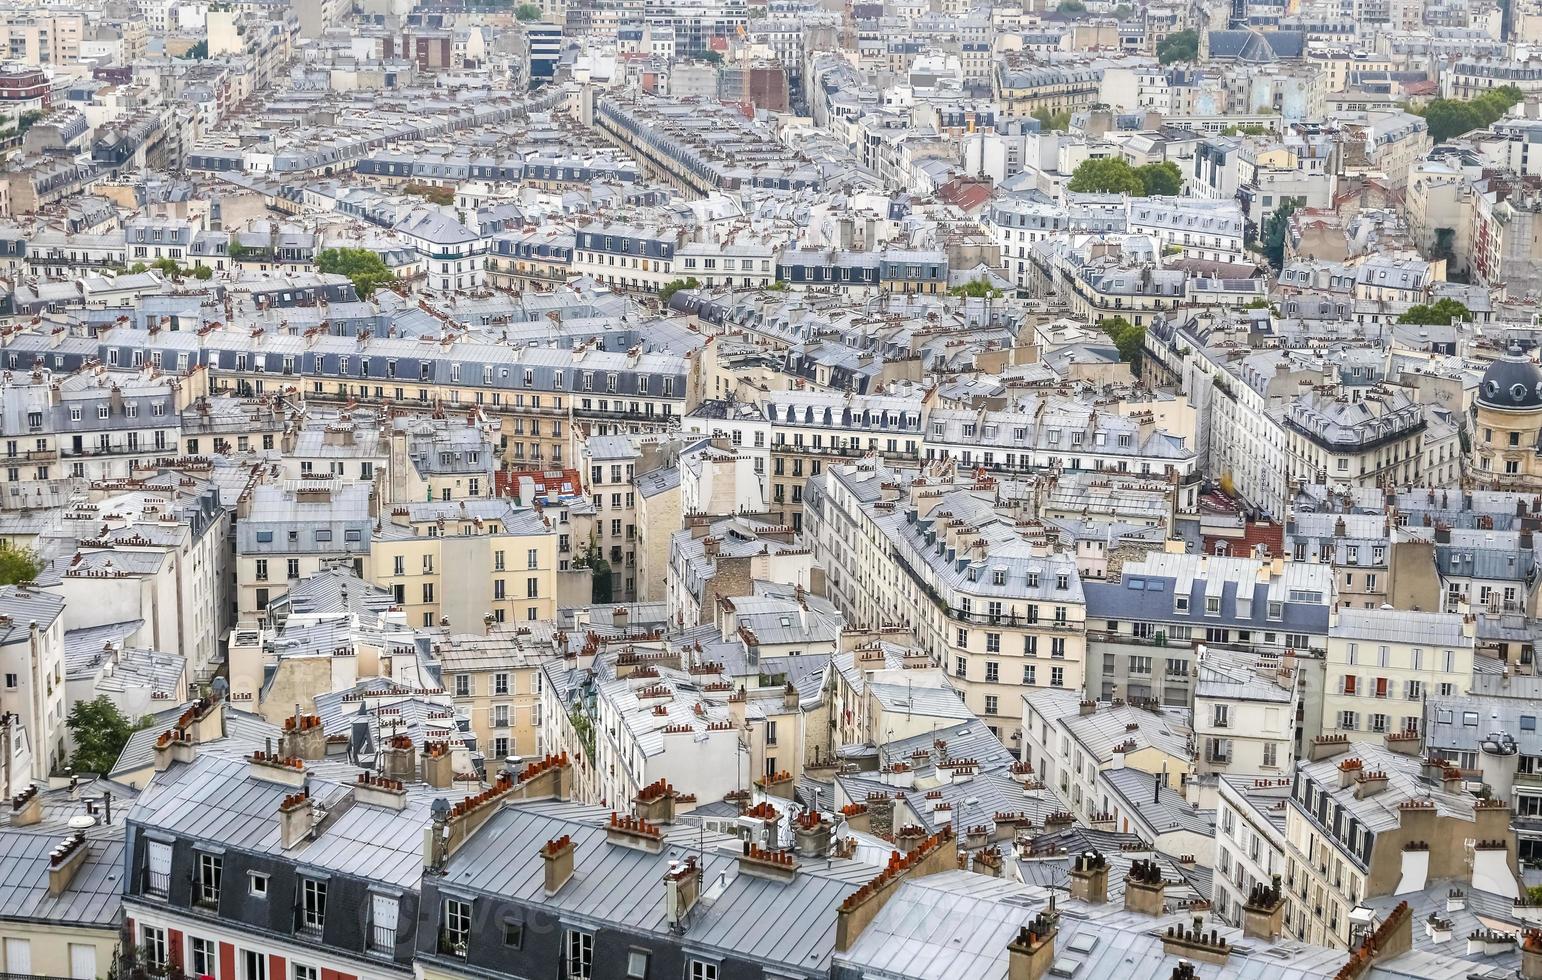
[210,677,230,699]
[68,815,95,829]
[431,798,452,822]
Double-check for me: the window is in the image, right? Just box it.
[249,872,268,897]
[503,919,523,948]
[985,695,999,715]
[241,949,265,980]
[195,854,221,905]
[141,928,167,970]
[370,894,399,952]
[442,899,471,955]
[625,950,649,979]
[565,930,594,979]
[455,675,471,697]
[1263,742,1278,768]
[494,673,509,695]
[191,938,214,978]
[146,841,172,897]
[1212,704,1229,729]
[689,962,718,980]
[985,661,999,682]
[301,879,326,931]
[294,967,318,980]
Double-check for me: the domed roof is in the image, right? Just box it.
[1477,349,1542,411]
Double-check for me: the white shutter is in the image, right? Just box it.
[6,938,31,974]
[69,944,97,980]
[371,894,399,930]
[148,841,172,876]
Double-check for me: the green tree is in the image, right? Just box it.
[67,696,150,773]
[180,40,209,59]
[152,257,183,277]
[514,3,542,19]
[227,239,251,259]
[1136,161,1183,196]
[658,277,701,303]
[702,50,724,64]
[1057,0,1086,11]
[1067,158,1145,195]
[1261,199,1301,270]
[1430,227,1456,266]
[1032,108,1071,131]
[192,265,214,280]
[1157,29,1198,65]
[949,277,1004,299]
[16,109,44,134]
[1100,315,1146,371]
[127,262,149,274]
[316,247,396,299]
[1397,299,1472,325]
[0,542,40,585]
[1416,85,1523,143]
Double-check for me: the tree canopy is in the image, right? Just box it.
[1416,86,1523,143]
[1100,316,1146,371]
[949,278,1004,299]
[316,248,396,299]
[658,277,701,303]
[1137,161,1183,196]
[514,3,542,19]
[0,542,40,586]
[1157,30,1198,65]
[1067,158,1185,197]
[1068,158,1146,195]
[1397,299,1472,325]
[67,696,150,774]
[1261,199,1302,270]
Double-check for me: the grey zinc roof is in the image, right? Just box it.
[128,754,435,888]
[440,800,874,974]
[0,829,125,927]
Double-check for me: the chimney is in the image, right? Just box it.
[48,832,89,896]
[278,790,314,849]
[153,729,197,771]
[279,713,326,761]
[1241,875,1286,941]
[1522,930,1542,980]
[664,856,702,927]
[606,812,665,854]
[10,786,40,826]
[422,740,454,789]
[1006,906,1060,980]
[739,840,799,882]
[795,812,833,857]
[248,750,307,787]
[381,736,416,782]
[634,778,677,824]
[1161,915,1230,966]
[757,770,795,800]
[1124,859,1167,917]
[1078,699,1096,716]
[542,835,576,895]
[1337,757,1363,789]
[1068,850,1109,904]
[354,772,406,810]
[1309,734,1352,761]
[1354,770,1389,798]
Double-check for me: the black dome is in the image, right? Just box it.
[1478,350,1542,411]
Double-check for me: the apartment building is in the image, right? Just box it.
[91,325,695,475]
[1321,607,1475,743]
[234,481,375,618]
[1193,647,1300,776]
[385,417,497,503]
[0,586,65,779]
[0,13,84,66]
[1284,737,1518,948]
[1082,551,1333,749]
[579,434,640,601]
[923,401,1198,480]
[763,390,922,527]
[436,630,546,763]
[369,500,559,631]
[1020,688,1193,825]
[805,462,1088,737]
[1213,774,1291,927]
